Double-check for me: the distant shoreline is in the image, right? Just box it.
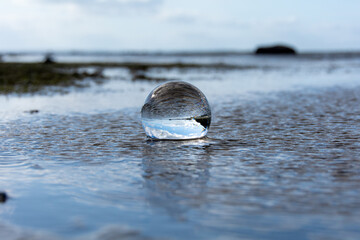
[2,50,360,57]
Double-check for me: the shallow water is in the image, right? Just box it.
[1,53,360,239]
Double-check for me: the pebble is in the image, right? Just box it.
[0,192,8,203]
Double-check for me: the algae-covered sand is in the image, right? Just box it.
[0,61,258,94]
[0,62,105,94]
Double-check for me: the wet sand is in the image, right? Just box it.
[0,53,360,239]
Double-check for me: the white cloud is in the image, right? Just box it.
[157,9,199,24]
[37,0,163,15]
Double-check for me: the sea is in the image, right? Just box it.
[0,51,360,240]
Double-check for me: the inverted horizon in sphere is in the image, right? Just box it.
[141,81,211,140]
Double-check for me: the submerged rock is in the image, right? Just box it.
[25,109,40,114]
[0,192,8,203]
[255,45,297,55]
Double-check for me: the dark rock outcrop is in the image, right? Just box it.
[255,45,296,55]
[43,53,55,64]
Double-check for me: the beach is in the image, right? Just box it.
[0,52,360,239]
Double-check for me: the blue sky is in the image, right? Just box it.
[0,0,359,51]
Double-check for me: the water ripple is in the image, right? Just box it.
[0,85,360,239]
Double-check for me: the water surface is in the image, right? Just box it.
[1,53,360,240]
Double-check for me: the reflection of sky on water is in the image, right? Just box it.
[1,53,360,123]
[0,54,360,239]
[141,140,212,220]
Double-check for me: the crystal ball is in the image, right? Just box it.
[141,81,211,140]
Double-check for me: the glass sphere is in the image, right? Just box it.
[141,81,211,140]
